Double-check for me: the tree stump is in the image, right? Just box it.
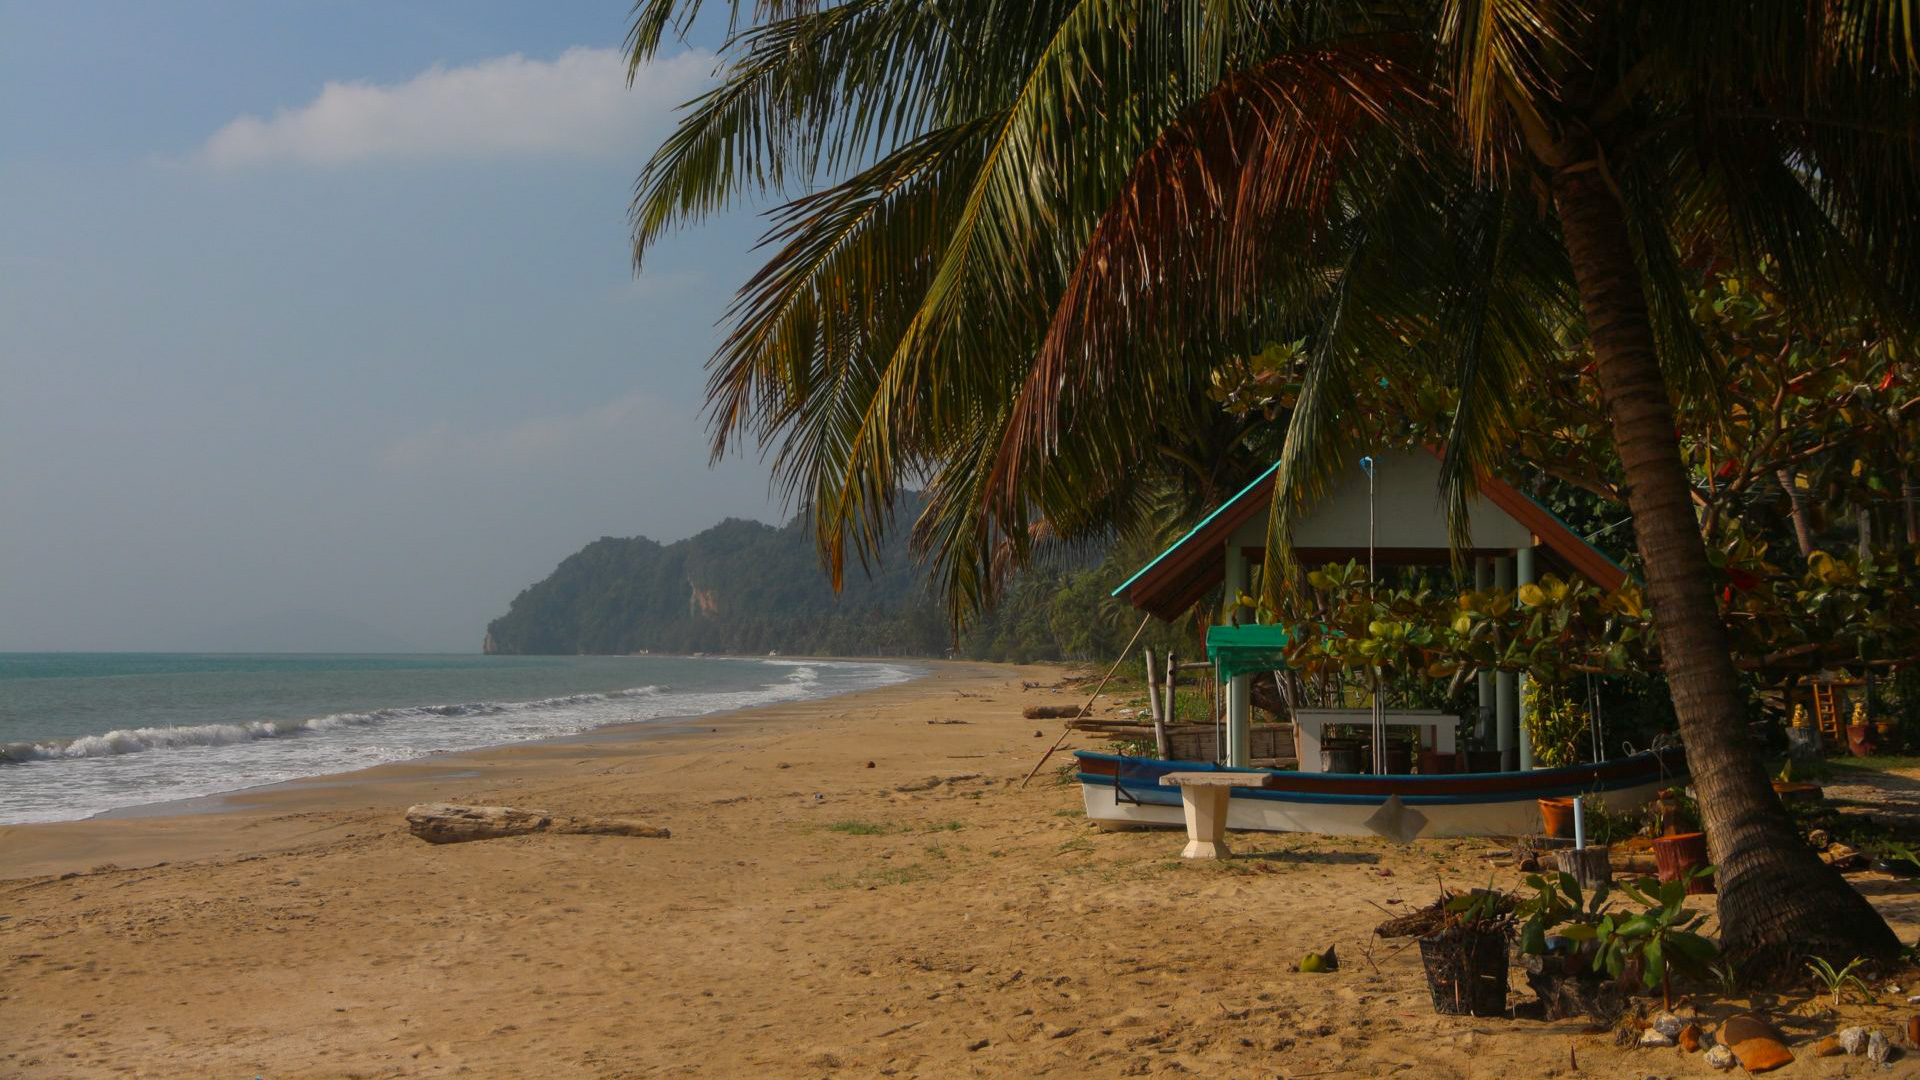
[1553,846,1612,890]
[404,803,669,844]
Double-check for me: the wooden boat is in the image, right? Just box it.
[1073,745,1687,839]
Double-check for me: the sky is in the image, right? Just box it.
[0,1,796,652]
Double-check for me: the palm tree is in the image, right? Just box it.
[629,1,1917,966]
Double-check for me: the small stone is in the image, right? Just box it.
[866,761,876,768]
[1679,1024,1702,1052]
[1704,1045,1735,1070]
[1651,1013,1685,1038]
[1840,1026,1871,1055]
[1812,1036,1845,1057]
[965,1038,989,1052]
[1639,1027,1676,1048]
[1867,1030,1891,1065]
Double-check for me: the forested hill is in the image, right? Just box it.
[482,504,1147,661]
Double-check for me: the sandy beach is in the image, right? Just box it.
[4,660,1918,1079]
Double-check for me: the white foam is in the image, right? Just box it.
[0,660,918,824]
[1,687,663,763]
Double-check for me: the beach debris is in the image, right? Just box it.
[1298,946,1337,973]
[926,718,969,725]
[1703,1044,1735,1070]
[1374,891,1515,938]
[1033,730,1044,737]
[964,1038,989,1052]
[1650,1012,1685,1038]
[1910,1014,1920,1043]
[403,803,669,845]
[895,774,982,793]
[1840,1025,1871,1055]
[1719,1014,1793,1072]
[1678,1023,1703,1052]
[866,761,876,768]
[1812,1035,1845,1057]
[1867,1029,1892,1064]
[1023,705,1084,719]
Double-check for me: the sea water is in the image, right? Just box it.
[0,653,918,823]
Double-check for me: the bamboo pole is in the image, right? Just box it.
[1019,614,1154,788]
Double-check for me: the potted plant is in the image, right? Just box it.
[1516,870,1626,1021]
[1559,871,1718,1009]
[1651,788,1713,893]
[1418,887,1514,1017]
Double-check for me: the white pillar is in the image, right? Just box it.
[1495,555,1517,772]
[1516,545,1537,770]
[1475,557,1494,746]
[1222,543,1251,767]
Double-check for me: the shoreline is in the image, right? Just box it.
[0,658,964,882]
[0,652,927,831]
[82,656,933,823]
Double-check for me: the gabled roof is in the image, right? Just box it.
[1112,455,1628,622]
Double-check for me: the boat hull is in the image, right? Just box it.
[1074,747,1687,839]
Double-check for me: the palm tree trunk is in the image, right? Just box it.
[1549,156,1899,968]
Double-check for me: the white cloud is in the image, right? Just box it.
[201,47,712,167]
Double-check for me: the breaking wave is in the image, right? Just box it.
[0,685,663,764]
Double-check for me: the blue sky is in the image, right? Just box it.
[0,2,792,651]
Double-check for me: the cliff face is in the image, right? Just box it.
[482,505,954,658]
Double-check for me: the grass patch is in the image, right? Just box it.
[1053,809,1084,818]
[926,820,966,832]
[1059,836,1095,854]
[823,820,893,836]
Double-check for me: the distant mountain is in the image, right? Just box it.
[483,502,1143,662]
[484,506,953,658]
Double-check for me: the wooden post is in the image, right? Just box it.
[1144,648,1163,725]
[1164,651,1178,729]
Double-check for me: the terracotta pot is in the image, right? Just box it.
[1539,797,1576,839]
[1418,750,1455,775]
[1847,722,1876,756]
[1653,832,1714,893]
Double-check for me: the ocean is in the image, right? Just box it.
[0,652,918,824]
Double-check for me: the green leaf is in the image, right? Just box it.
[1642,937,1665,990]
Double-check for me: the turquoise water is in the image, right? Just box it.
[0,653,918,823]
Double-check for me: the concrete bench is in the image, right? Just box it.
[1160,771,1277,858]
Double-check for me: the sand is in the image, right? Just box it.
[4,660,1917,1079]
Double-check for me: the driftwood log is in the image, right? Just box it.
[404,803,670,845]
[1022,705,1085,719]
